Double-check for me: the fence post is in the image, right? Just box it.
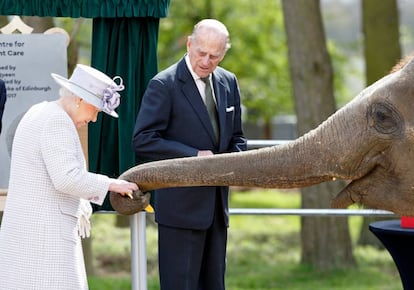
[130,212,148,290]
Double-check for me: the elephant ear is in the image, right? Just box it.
[109,190,151,215]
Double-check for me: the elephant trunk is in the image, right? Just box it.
[121,148,330,192]
[120,103,367,192]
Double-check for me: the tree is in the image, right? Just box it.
[22,16,54,32]
[358,0,401,247]
[282,0,355,269]
[363,0,401,85]
[0,16,8,27]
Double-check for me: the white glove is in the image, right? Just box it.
[78,199,92,239]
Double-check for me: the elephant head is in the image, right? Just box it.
[111,55,414,216]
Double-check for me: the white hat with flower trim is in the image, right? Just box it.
[51,64,124,118]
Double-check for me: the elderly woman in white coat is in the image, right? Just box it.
[0,64,137,290]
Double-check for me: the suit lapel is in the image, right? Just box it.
[178,60,218,144]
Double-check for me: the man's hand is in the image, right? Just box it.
[197,150,214,157]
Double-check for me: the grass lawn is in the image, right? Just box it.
[88,189,402,290]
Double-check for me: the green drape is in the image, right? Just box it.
[89,17,160,211]
[0,0,169,18]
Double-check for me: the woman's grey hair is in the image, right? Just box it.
[59,87,76,99]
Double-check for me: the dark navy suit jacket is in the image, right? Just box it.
[0,79,6,134]
[132,56,247,230]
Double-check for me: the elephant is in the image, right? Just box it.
[111,54,414,216]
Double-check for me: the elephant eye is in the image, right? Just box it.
[368,102,402,136]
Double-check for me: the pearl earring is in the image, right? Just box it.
[76,103,80,108]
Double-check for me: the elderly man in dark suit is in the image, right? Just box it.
[0,79,6,134]
[132,19,247,290]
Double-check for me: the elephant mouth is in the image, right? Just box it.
[330,181,367,209]
[330,165,412,215]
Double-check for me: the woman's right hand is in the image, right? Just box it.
[109,179,139,197]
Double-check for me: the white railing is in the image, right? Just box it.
[229,208,395,216]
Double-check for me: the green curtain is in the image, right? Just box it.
[0,0,169,18]
[89,17,160,211]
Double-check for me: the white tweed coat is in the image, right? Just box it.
[0,101,111,290]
